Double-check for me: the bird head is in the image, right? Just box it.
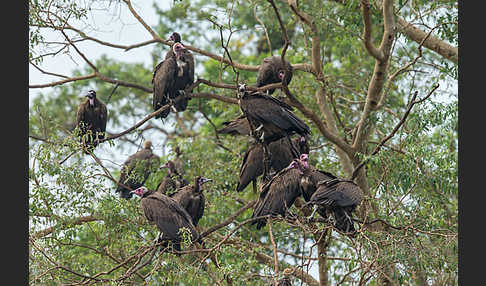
[299,153,309,169]
[289,159,304,175]
[169,32,181,43]
[196,176,213,188]
[85,90,96,106]
[131,186,148,197]
[160,160,175,174]
[278,70,285,80]
[173,43,185,58]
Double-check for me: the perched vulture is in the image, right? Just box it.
[131,186,200,252]
[298,153,336,202]
[238,84,310,143]
[152,39,194,119]
[75,90,108,153]
[156,160,188,196]
[236,135,309,192]
[256,56,293,95]
[304,158,364,234]
[115,141,160,199]
[251,160,304,230]
[170,176,212,226]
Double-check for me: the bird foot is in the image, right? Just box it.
[255,124,264,132]
[259,132,265,142]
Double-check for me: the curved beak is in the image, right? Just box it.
[201,178,213,184]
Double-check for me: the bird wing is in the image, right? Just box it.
[75,102,86,129]
[248,95,309,135]
[152,57,177,111]
[142,193,197,241]
[237,143,263,192]
[312,179,363,207]
[256,57,275,87]
[99,101,108,133]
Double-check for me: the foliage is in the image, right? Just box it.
[29,0,457,285]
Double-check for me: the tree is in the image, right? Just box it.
[29,0,458,285]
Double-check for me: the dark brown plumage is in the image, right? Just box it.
[303,154,364,235]
[238,84,310,143]
[170,176,212,226]
[132,187,200,252]
[115,141,160,199]
[236,136,308,192]
[75,90,108,153]
[256,56,293,95]
[299,154,336,202]
[152,40,194,119]
[216,114,250,136]
[251,160,304,229]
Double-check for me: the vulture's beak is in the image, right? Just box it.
[201,178,213,184]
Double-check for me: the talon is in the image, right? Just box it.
[255,124,263,132]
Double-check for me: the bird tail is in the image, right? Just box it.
[333,208,356,235]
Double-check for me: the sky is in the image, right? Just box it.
[29,1,457,283]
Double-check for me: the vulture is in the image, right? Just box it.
[299,153,336,202]
[236,135,310,192]
[251,159,304,230]
[238,83,310,180]
[131,186,200,252]
[156,160,188,196]
[238,83,310,144]
[303,156,364,235]
[170,176,212,226]
[115,140,160,199]
[256,56,293,95]
[172,146,186,179]
[152,38,194,119]
[75,90,108,153]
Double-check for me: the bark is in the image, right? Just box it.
[397,16,458,64]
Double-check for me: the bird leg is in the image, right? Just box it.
[153,232,162,245]
[168,98,178,113]
[307,204,318,221]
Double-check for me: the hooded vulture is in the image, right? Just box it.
[75,90,108,153]
[152,38,194,119]
[170,176,212,226]
[164,32,182,59]
[115,140,160,199]
[131,186,200,252]
[238,84,310,143]
[236,135,309,192]
[156,160,188,196]
[256,56,293,95]
[251,159,304,230]
[302,155,364,235]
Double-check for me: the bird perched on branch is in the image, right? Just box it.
[256,56,293,95]
[170,176,213,226]
[115,140,160,199]
[75,90,107,154]
[236,136,309,193]
[153,32,194,119]
[156,160,188,196]
[131,186,200,252]
[301,154,364,236]
[251,159,304,230]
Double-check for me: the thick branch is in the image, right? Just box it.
[397,16,458,63]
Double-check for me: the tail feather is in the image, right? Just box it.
[333,208,355,234]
